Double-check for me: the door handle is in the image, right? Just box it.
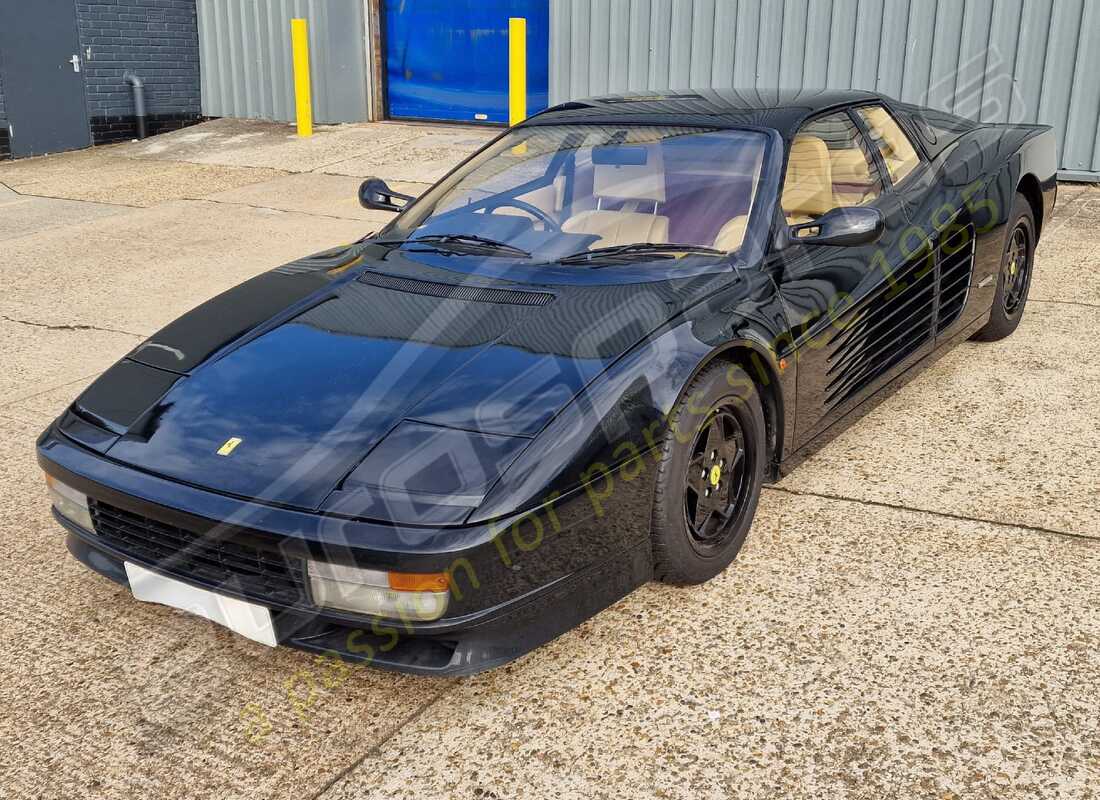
[70,54,81,73]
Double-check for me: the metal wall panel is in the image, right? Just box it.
[197,0,370,124]
[549,0,1100,180]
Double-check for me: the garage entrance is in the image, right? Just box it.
[0,1,91,157]
[383,0,549,124]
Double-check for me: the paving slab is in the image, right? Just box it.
[1032,230,1100,309]
[0,147,120,188]
[0,419,450,800]
[119,118,390,171]
[115,117,486,175]
[0,375,102,428]
[1031,183,1100,307]
[0,319,139,406]
[201,171,405,226]
[0,200,366,336]
[318,128,496,183]
[2,156,286,207]
[0,189,127,241]
[325,491,1100,800]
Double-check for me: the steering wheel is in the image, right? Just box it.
[487,198,561,231]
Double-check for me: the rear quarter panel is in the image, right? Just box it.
[895,121,1057,342]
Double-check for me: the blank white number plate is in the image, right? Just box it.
[124,561,277,646]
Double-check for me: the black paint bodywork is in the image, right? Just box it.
[37,89,1057,674]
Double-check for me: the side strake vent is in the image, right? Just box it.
[359,272,554,307]
[936,224,976,333]
[825,253,936,409]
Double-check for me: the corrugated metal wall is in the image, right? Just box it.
[549,0,1100,180]
[197,0,370,124]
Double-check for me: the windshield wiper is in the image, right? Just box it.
[557,242,726,265]
[377,233,530,258]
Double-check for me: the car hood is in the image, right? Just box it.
[71,245,732,513]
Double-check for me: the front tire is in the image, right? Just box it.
[650,363,765,585]
[972,192,1036,342]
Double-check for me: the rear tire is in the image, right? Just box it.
[650,363,765,585]
[972,192,1036,342]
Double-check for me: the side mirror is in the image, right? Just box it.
[359,177,415,212]
[788,206,885,247]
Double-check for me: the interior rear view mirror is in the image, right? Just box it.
[789,206,885,247]
[591,145,648,166]
[359,177,416,212]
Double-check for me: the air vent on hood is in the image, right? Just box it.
[359,272,554,307]
[274,244,363,275]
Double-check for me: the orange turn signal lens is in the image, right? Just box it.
[387,571,449,592]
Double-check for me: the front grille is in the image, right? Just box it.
[89,500,305,606]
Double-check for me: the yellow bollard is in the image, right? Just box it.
[508,17,527,155]
[291,18,313,138]
[508,17,527,126]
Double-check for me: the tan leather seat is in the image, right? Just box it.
[713,146,766,252]
[829,148,873,185]
[782,135,835,224]
[829,148,880,206]
[859,105,920,182]
[563,209,669,247]
[713,215,749,251]
[563,148,669,247]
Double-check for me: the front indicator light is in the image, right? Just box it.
[45,474,94,531]
[387,571,450,592]
[306,560,450,621]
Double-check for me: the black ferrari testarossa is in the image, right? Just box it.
[39,89,1056,674]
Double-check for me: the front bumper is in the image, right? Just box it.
[39,424,654,675]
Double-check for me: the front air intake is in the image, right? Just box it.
[89,500,306,606]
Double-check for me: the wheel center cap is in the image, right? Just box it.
[709,465,722,487]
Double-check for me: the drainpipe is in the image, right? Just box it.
[123,71,147,139]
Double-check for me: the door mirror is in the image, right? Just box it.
[359,177,415,211]
[788,206,885,247]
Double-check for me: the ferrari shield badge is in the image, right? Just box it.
[217,437,243,456]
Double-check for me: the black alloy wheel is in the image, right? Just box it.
[972,192,1036,342]
[651,362,765,585]
[683,407,753,556]
[1002,223,1031,316]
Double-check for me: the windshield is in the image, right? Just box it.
[380,124,768,263]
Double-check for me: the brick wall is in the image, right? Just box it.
[75,0,202,145]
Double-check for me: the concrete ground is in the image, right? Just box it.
[1,118,1098,800]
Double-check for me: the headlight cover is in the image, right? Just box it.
[46,474,94,531]
[323,421,529,525]
[306,560,450,621]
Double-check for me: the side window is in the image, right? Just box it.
[857,105,922,185]
[782,112,883,224]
